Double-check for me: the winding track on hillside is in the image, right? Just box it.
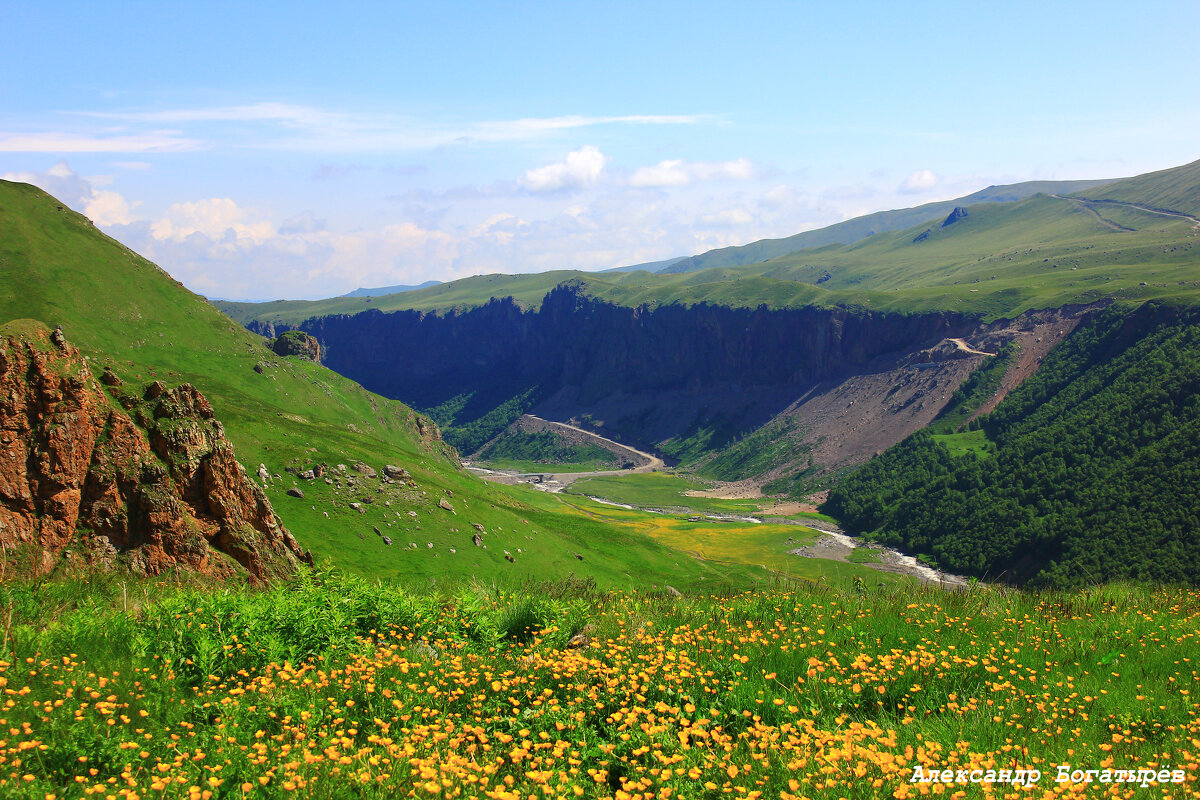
[466,416,664,490]
[1052,194,1200,230]
[517,416,664,487]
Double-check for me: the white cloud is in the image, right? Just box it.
[70,104,708,152]
[85,190,137,226]
[759,184,800,208]
[900,168,939,193]
[700,208,755,227]
[0,131,202,153]
[279,211,326,234]
[520,146,607,192]
[628,157,758,187]
[150,198,275,243]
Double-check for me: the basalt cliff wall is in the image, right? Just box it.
[249,285,978,448]
[0,324,312,580]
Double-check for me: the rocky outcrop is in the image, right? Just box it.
[271,330,321,362]
[941,206,968,228]
[0,324,312,580]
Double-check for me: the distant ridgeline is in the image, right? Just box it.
[826,303,1200,588]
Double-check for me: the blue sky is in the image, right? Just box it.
[3,0,1198,300]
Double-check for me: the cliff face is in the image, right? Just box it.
[0,324,312,580]
[256,285,975,446]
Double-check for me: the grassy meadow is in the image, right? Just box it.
[1,573,1196,799]
[567,473,763,516]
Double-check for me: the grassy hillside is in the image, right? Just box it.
[743,192,1200,318]
[1073,157,1200,218]
[659,176,1116,273]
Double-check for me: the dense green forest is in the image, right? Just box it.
[826,303,1200,587]
[428,388,539,454]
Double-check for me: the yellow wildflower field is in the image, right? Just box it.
[0,576,1196,798]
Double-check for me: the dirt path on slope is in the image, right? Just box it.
[947,338,997,357]
[1052,194,1200,230]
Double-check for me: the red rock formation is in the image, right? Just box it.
[0,325,311,580]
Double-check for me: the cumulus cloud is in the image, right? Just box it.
[150,198,275,243]
[1,161,139,225]
[900,168,939,193]
[628,157,757,187]
[112,205,457,301]
[520,146,607,192]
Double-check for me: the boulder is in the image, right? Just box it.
[438,498,455,514]
[271,330,321,362]
[100,366,123,387]
[286,488,304,499]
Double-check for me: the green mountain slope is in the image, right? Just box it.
[1072,157,1200,218]
[659,177,1117,274]
[739,192,1200,318]
[0,179,777,590]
